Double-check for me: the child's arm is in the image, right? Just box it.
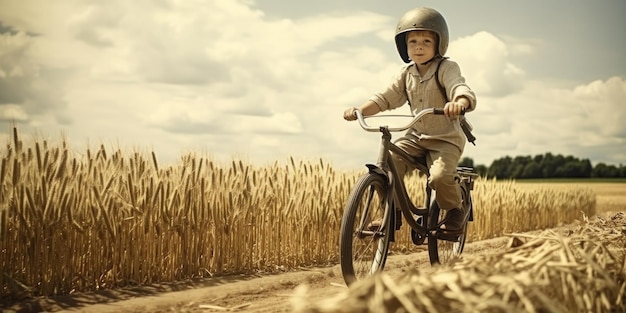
[439,60,476,116]
[343,100,381,121]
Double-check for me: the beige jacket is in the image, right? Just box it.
[369,58,476,151]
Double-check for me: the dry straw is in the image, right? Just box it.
[292,213,626,313]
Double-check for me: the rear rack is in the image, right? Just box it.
[457,167,479,190]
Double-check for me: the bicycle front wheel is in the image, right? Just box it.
[339,172,392,286]
[427,200,468,265]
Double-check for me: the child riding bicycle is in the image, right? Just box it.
[343,7,477,234]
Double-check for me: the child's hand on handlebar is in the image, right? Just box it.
[443,96,470,118]
[343,107,358,121]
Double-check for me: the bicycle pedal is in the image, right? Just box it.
[410,216,425,245]
[435,230,462,242]
[366,220,383,231]
[411,229,426,245]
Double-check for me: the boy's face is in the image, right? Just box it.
[406,31,437,64]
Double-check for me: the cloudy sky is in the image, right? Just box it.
[1,0,625,170]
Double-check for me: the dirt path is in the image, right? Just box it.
[3,236,510,313]
[5,183,623,313]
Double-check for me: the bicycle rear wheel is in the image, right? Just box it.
[339,172,392,286]
[427,192,468,265]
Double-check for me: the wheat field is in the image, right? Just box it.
[0,128,596,299]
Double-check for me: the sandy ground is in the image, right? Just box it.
[3,236,509,313]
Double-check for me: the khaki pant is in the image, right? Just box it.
[392,134,463,210]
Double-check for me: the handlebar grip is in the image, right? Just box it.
[433,107,466,115]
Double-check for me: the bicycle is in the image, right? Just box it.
[339,107,478,286]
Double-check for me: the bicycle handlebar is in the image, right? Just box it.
[355,108,464,132]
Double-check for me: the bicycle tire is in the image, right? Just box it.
[339,172,392,286]
[427,188,468,265]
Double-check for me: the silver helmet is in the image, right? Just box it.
[394,7,449,63]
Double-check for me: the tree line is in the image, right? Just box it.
[459,153,626,179]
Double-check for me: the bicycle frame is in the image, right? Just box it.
[355,108,456,238]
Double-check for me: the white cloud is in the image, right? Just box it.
[466,77,626,165]
[0,29,69,125]
[53,1,391,166]
[574,77,626,137]
[0,104,28,121]
[0,0,624,170]
[448,31,526,97]
[499,35,540,56]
